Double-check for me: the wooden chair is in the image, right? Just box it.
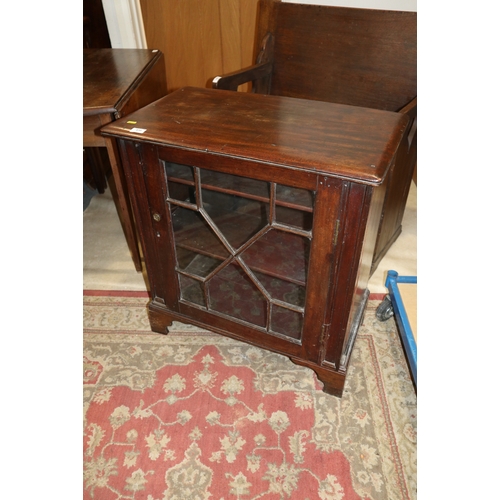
[213,0,416,275]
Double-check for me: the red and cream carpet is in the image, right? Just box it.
[83,291,416,499]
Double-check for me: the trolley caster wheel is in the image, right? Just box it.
[376,295,394,321]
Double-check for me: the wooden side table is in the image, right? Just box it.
[101,87,409,396]
[83,48,167,271]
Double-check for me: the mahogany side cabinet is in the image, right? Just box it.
[101,87,409,397]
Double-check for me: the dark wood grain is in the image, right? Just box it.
[83,49,165,116]
[268,2,416,111]
[102,87,409,185]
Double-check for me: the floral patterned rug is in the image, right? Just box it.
[83,292,416,499]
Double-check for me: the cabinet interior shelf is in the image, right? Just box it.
[164,163,314,213]
[172,211,309,288]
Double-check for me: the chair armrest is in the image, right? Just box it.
[212,62,273,91]
[399,97,417,120]
[399,97,417,151]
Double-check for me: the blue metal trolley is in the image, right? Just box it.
[376,270,417,385]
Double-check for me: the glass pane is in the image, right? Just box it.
[201,189,269,250]
[164,162,195,203]
[208,262,267,328]
[165,162,194,182]
[176,247,223,278]
[270,305,303,340]
[172,207,230,262]
[179,274,206,307]
[240,229,310,285]
[253,271,306,308]
[275,205,313,231]
[276,184,314,210]
[200,169,269,200]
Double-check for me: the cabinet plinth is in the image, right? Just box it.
[101,87,409,397]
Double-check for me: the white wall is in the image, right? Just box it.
[102,0,147,48]
[284,0,416,11]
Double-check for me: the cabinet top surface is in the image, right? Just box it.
[83,49,162,117]
[101,87,409,183]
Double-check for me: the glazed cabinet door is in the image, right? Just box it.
[120,141,345,364]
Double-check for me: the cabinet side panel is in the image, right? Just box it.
[322,182,375,368]
[371,131,415,273]
[338,180,387,368]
